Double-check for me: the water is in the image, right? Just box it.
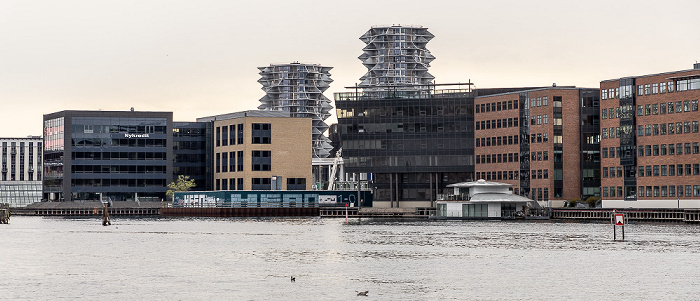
[2,217,700,300]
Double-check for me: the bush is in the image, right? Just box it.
[585,196,600,208]
[568,198,582,207]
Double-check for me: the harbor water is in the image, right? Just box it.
[1,216,699,300]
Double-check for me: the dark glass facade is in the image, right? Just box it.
[43,111,173,202]
[335,90,475,206]
[173,122,212,191]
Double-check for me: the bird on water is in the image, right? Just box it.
[356,291,368,296]
[290,276,295,282]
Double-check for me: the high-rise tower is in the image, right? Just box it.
[358,25,435,92]
[258,62,334,158]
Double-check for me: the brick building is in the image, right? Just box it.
[600,63,700,208]
[475,87,600,206]
[197,110,312,191]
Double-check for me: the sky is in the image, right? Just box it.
[1,0,699,137]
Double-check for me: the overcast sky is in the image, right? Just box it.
[1,0,699,137]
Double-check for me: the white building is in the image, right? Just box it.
[434,180,540,219]
[358,25,435,92]
[0,136,43,207]
[258,62,334,158]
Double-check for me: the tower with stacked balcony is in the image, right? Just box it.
[258,62,334,158]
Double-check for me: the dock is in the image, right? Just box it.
[320,207,433,218]
[12,201,161,216]
[160,207,319,217]
[551,208,700,223]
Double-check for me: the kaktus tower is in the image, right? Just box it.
[358,25,435,93]
[336,25,475,208]
[258,62,334,158]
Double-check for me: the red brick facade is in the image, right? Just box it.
[600,66,700,206]
[475,87,599,205]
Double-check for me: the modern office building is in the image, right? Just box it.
[336,24,476,208]
[43,110,173,202]
[197,110,312,191]
[600,63,700,208]
[358,25,435,92]
[474,87,600,207]
[173,122,212,191]
[0,136,43,207]
[335,86,476,208]
[258,62,334,158]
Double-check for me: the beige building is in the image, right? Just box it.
[198,111,312,191]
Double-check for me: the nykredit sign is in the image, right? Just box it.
[124,133,150,138]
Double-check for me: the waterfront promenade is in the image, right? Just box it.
[8,201,700,223]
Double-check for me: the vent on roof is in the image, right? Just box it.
[694,62,700,70]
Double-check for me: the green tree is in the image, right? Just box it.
[568,198,582,207]
[585,196,600,208]
[166,175,196,201]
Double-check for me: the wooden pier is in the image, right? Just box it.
[551,208,700,223]
[320,207,432,218]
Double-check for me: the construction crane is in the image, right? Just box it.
[327,148,342,190]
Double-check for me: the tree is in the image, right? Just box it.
[166,175,196,201]
[585,196,600,208]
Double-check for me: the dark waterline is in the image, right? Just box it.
[2,216,699,300]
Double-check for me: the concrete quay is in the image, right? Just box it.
[12,201,162,216]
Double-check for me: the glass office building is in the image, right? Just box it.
[335,89,475,207]
[173,122,212,191]
[43,110,173,202]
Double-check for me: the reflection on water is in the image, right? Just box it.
[2,217,700,300]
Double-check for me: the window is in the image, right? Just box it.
[252,123,271,144]
[237,151,243,171]
[637,105,643,116]
[287,178,306,190]
[645,104,651,115]
[251,150,271,171]
[693,100,699,111]
[669,165,675,176]
[694,121,699,133]
[660,103,666,114]
[230,125,236,145]
[660,82,667,93]
[661,165,667,176]
[694,142,699,154]
[237,124,244,144]
[251,178,271,190]
[676,101,683,113]
[221,126,228,146]
[652,83,659,94]
[660,144,667,155]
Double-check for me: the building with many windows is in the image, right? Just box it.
[197,110,312,191]
[335,86,476,208]
[258,62,334,158]
[173,122,212,191]
[358,25,435,92]
[43,110,173,202]
[474,87,600,207]
[600,63,700,208]
[0,136,43,207]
